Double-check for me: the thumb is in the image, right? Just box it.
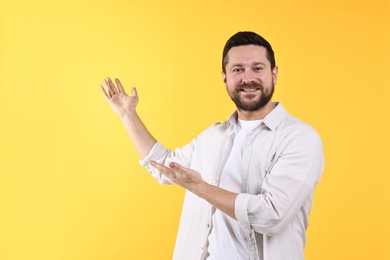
[131,87,138,98]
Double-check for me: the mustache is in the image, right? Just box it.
[238,82,264,91]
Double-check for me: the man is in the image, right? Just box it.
[101,31,324,260]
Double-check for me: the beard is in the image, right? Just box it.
[229,82,275,112]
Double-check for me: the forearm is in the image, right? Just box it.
[149,161,238,219]
[192,182,238,220]
[101,78,157,159]
[121,110,157,160]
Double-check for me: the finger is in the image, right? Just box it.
[115,78,126,94]
[150,161,169,171]
[106,77,119,95]
[100,85,110,101]
[104,78,115,97]
[168,162,185,175]
[107,77,119,95]
[151,161,176,179]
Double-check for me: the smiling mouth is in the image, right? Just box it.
[240,88,260,92]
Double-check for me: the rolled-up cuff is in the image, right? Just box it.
[139,141,167,166]
[235,193,253,231]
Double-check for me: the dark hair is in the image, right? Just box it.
[222,31,276,73]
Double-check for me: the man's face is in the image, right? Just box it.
[223,45,278,112]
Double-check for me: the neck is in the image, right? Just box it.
[237,101,276,120]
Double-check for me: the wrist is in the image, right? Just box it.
[119,108,137,121]
[194,181,214,199]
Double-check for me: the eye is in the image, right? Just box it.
[232,67,244,73]
[254,66,264,71]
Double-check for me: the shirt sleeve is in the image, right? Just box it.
[139,140,196,184]
[235,128,324,235]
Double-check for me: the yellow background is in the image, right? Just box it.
[1,0,389,259]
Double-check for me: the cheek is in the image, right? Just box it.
[226,80,238,92]
[257,74,268,82]
[226,76,240,86]
[258,75,274,86]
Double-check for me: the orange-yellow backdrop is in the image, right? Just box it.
[0,0,389,259]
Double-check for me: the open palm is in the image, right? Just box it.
[100,77,138,118]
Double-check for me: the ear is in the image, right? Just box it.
[222,71,227,87]
[272,66,279,85]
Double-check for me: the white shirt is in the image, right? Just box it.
[140,103,324,260]
[207,119,262,259]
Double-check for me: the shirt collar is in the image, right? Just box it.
[226,102,288,131]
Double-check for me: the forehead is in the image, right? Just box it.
[226,45,269,66]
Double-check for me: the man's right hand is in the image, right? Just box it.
[100,77,157,159]
[100,77,138,118]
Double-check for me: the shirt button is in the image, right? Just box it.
[205,223,210,229]
[202,246,206,251]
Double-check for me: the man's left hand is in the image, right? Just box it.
[150,160,238,219]
[150,161,204,193]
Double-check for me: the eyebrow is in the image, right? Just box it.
[231,62,267,67]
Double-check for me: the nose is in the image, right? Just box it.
[241,70,256,84]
